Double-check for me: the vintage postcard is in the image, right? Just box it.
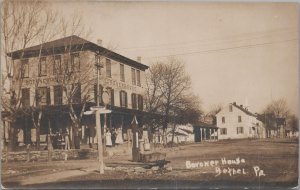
[1,1,298,189]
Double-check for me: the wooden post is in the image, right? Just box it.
[47,119,53,162]
[132,116,139,162]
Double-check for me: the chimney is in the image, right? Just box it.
[97,39,103,46]
[137,56,141,62]
[233,102,236,105]
[240,105,243,108]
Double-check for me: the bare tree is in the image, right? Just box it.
[1,0,58,153]
[203,104,223,124]
[145,57,202,145]
[262,98,290,137]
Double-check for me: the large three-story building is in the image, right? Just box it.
[5,35,149,149]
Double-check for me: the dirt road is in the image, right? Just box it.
[2,138,298,189]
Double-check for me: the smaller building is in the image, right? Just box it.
[193,122,218,142]
[216,102,265,140]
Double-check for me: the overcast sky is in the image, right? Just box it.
[55,2,298,114]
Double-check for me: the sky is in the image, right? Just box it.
[53,2,298,114]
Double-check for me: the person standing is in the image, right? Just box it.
[115,128,123,145]
[65,128,70,150]
[106,130,112,147]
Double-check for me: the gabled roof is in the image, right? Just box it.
[231,102,256,117]
[7,35,149,71]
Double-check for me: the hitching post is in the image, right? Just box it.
[132,115,140,162]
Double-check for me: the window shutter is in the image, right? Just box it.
[47,88,51,105]
[35,89,39,106]
[125,92,128,108]
[110,89,114,106]
[119,91,122,107]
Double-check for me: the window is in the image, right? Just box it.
[229,105,233,112]
[138,95,143,111]
[21,59,29,78]
[106,87,114,106]
[237,127,244,134]
[72,83,81,103]
[94,84,103,105]
[120,91,127,108]
[39,57,47,76]
[53,55,62,74]
[222,117,225,123]
[136,70,141,86]
[106,59,111,78]
[70,53,80,72]
[36,87,50,106]
[220,128,227,135]
[131,68,136,85]
[238,116,242,122]
[131,93,137,109]
[120,64,125,82]
[21,88,30,107]
[54,85,63,105]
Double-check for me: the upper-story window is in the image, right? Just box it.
[138,95,143,111]
[131,93,137,109]
[54,85,63,105]
[222,117,225,123]
[53,55,62,75]
[136,70,141,86]
[36,87,50,106]
[106,59,111,78]
[21,88,30,107]
[120,90,127,108]
[131,68,136,85]
[39,57,47,76]
[120,64,125,82]
[21,59,29,78]
[238,116,242,122]
[70,53,80,72]
[229,105,233,112]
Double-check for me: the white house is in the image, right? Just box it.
[216,102,265,140]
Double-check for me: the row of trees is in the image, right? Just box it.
[262,99,298,135]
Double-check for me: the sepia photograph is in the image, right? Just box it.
[1,1,298,189]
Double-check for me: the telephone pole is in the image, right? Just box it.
[95,55,104,174]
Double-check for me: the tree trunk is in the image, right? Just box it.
[47,119,53,162]
[8,125,15,152]
[73,124,80,149]
[171,124,176,147]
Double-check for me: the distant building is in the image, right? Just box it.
[193,122,218,142]
[216,102,265,140]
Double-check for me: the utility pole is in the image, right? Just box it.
[95,55,104,174]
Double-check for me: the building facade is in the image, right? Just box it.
[216,102,265,140]
[4,35,149,150]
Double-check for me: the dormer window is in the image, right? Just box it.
[229,105,233,112]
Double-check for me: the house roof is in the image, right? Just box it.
[192,121,218,129]
[7,35,149,71]
[231,102,257,117]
